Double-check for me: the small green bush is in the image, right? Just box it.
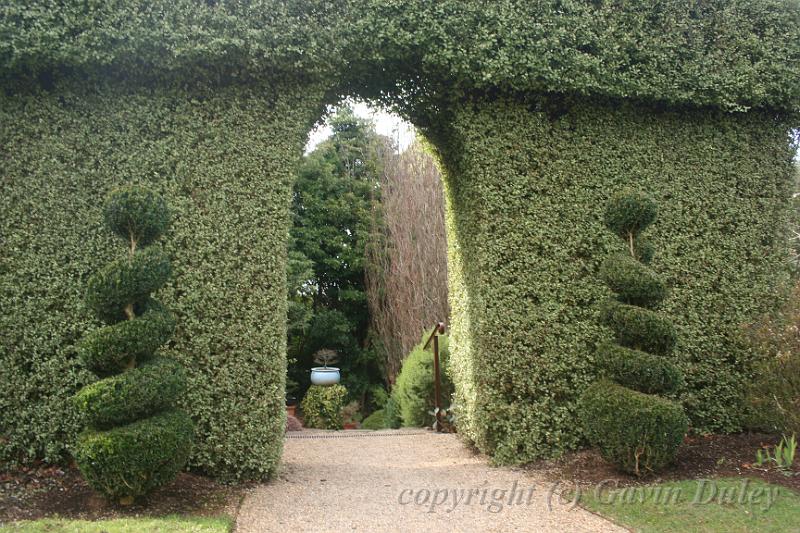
[74,410,194,501]
[393,333,453,427]
[600,254,666,308]
[601,301,677,356]
[384,393,402,429]
[73,358,187,429]
[360,409,386,430]
[579,380,688,476]
[596,343,682,395]
[301,384,347,430]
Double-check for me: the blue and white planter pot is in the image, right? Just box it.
[310,367,340,386]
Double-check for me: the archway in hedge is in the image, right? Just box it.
[1,1,798,480]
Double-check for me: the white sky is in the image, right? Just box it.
[305,101,415,154]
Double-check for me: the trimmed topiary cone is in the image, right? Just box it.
[72,186,193,504]
[580,190,688,476]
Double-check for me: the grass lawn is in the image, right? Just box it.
[579,477,800,533]
[0,515,233,533]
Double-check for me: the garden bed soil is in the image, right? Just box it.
[528,432,800,493]
[0,462,246,524]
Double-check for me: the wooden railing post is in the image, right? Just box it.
[424,322,446,431]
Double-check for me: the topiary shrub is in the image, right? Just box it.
[301,384,347,430]
[580,191,688,476]
[360,409,386,430]
[72,186,194,504]
[393,333,454,428]
[579,380,688,475]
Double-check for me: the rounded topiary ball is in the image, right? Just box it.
[104,186,170,246]
[604,191,657,238]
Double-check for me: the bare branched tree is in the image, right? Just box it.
[366,140,449,384]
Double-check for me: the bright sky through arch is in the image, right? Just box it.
[305,100,415,155]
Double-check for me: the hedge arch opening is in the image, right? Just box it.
[1,1,799,481]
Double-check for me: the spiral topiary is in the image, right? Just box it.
[72,186,194,504]
[579,191,688,476]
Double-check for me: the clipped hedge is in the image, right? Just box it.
[601,301,678,356]
[579,380,688,475]
[393,334,454,428]
[599,254,666,308]
[73,357,187,430]
[596,343,682,396]
[85,247,172,323]
[77,301,176,376]
[0,82,323,479]
[73,410,194,501]
[0,0,797,476]
[439,95,794,465]
[301,385,348,430]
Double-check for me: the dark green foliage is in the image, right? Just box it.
[301,385,347,430]
[74,410,194,501]
[72,187,193,501]
[580,190,687,475]
[596,343,682,395]
[104,186,170,246]
[601,301,677,356]
[360,409,386,430]
[438,96,790,466]
[393,334,453,428]
[600,254,666,308]
[1,85,315,479]
[77,301,175,376]
[1,1,797,477]
[73,358,187,430]
[633,237,655,265]
[603,191,658,239]
[85,247,171,323]
[1,1,799,113]
[579,381,688,476]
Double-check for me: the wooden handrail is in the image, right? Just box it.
[424,321,446,431]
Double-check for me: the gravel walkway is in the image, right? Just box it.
[235,429,623,532]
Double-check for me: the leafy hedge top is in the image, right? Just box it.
[2,1,800,112]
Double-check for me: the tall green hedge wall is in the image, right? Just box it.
[0,81,323,479]
[1,0,799,477]
[437,95,795,464]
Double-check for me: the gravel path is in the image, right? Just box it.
[235,429,623,532]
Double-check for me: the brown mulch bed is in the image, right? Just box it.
[0,462,247,524]
[527,432,800,492]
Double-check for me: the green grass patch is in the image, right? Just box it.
[0,515,232,533]
[579,477,800,533]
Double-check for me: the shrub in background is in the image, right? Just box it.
[384,394,402,429]
[745,283,800,436]
[393,333,454,428]
[361,409,386,430]
[301,384,347,430]
[72,187,193,503]
[579,191,688,476]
